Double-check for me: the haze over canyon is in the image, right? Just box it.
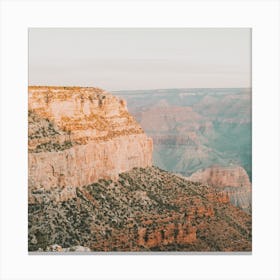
[115,88,252,212]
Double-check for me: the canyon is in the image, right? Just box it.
[28,86,252,252]
[114,88,252,211]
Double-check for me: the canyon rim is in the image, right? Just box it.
[28,28,251,252]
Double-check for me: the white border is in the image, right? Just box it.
[0,0,279,279]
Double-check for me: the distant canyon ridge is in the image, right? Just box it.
[114,88,252,212]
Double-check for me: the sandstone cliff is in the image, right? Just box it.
[186,165,252,212]
[28,86,153,194]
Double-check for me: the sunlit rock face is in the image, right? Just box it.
[28,86,153,193]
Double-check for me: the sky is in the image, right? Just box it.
[29,28,251,91]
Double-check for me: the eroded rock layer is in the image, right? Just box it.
[28,86,153,191]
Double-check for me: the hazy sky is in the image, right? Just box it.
[29,28,251,91]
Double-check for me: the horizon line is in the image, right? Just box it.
[28,84,252,92]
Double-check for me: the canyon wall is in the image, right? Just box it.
[186,165,252,212]
[114,88,252,179]
[28,86,153,192]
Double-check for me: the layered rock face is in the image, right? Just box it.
[29,167,252,252]
[28,86,153,194]
[186,165,252,212]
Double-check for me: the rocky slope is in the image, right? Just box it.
[28,86,153,195]
[186,165,252,212]
[29,167,251,252]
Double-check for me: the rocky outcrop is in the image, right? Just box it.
[187,165,251,188]
[28,86,144,144]
[37,244,91,252]
[137,223,197,248]
[28,86,153,193]
[186,165,252,212]
[28,167,252,252]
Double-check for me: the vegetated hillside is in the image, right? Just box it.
[114,88,252,180]
[28,110,75,153]
[29,166,252,252]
